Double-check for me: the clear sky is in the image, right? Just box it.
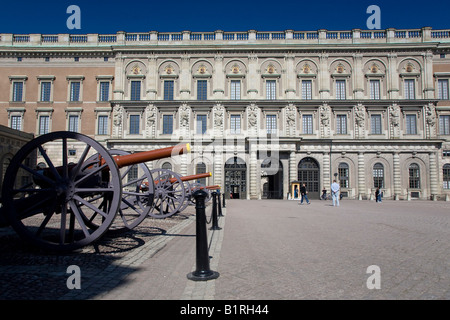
[0,0,449,34]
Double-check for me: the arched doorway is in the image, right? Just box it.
[297,157,320,199]
[224,157,246,199]
[261,158,283,199]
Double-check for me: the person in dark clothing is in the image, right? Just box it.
[375,188,382,202]
[299,183,310,205]
[321,188,327,200]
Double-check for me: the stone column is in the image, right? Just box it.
[429,151,438,200]
[146,55,158,99]
[180,55,191,100]
[250,149,258,199]
[423,51,435,99]
[214,151,223,186]
[387,53,399,99]
[180,153,188,176]
[113,54,125,100]
[213,54,225,99]
[393,152,401,200]
[358,152,366,200]
[353,53,364,99]
[247,54,259,99]
[285,54,296,99]
[289,151,297,184]
[319,53,330,99]
[323,152,330,191]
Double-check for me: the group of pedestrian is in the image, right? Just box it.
[298,180,341,206]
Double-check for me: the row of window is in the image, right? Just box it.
[129,160,450,191]
[10,79,111,102]
[9,77,450,102]
[10,112,450,136]
[338,162,450,190]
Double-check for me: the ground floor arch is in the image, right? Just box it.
[261,158,283,199]
[224,156,247,199]
[297,157,320,199]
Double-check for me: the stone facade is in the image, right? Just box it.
[1,28,450,200]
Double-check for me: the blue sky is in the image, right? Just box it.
[0,0,449,34]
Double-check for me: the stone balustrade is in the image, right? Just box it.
[1,27,450,47]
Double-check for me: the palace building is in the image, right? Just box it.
[1,28,450,200]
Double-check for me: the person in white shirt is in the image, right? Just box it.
[331,180,340,207]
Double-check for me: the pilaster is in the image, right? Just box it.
[393,152,401,200]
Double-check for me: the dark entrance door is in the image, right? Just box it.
[297,157,320,199]
[224,157,247,199]
[261,158,283,199]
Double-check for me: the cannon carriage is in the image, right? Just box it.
[0,131,197,252]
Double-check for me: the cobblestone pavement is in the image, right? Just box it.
[0,199,449,300]
[214,199,450,300]
[0,205,199,300]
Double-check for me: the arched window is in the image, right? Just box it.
[162,162,172,171]
[196,162,207,184]
[443,164,450,189]
[338,163,349,188]
[373,163,384,188]
[408,163,420,189]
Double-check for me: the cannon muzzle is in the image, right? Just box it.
[111,143,191,168]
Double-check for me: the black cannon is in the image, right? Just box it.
[0,131,190,252]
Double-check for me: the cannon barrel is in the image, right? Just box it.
[111,143,191,168]
[154,172,212,185]
[205,185,221,190]
[179,172,212,182]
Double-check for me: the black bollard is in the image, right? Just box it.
[209,192,222,230]
[217,190,223,217]
[187,189,220,281]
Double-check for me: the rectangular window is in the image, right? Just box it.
[13,82,23,102]
[40,82,51,101]
[70,82,81,102]
[68,115,79,132]
[302,114,313,134]
[162,115,173,134]
[266,80,276,100]
[230,80,241,100]
[439,115,450,135]
[373,165,384,189]
[404,79,415,99]
[129,115,140,134]
[302,80,312,100]
[266,115,277,134]
[335,80,346,100]
[98,115,108,135]
[370,80,380,100]
[197,114,207,134]
[39,115,49,135]
[406,114,417,135]
[130,81,141,101]
[99,82,110,101]
[338,165,349,188]
[230,115,241,134]
[197,80,207,100]
[336,115,347,134]
[371,114,382,134]
[443,166,450,189]
[127,165,139,188]
[409,166,420,189]
[11,115,22,131]
[164,80,174,101]
[438,79,449,100]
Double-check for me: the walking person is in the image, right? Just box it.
[331,180,340,207]
[375,187,382,202]
[299,183,310,205]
